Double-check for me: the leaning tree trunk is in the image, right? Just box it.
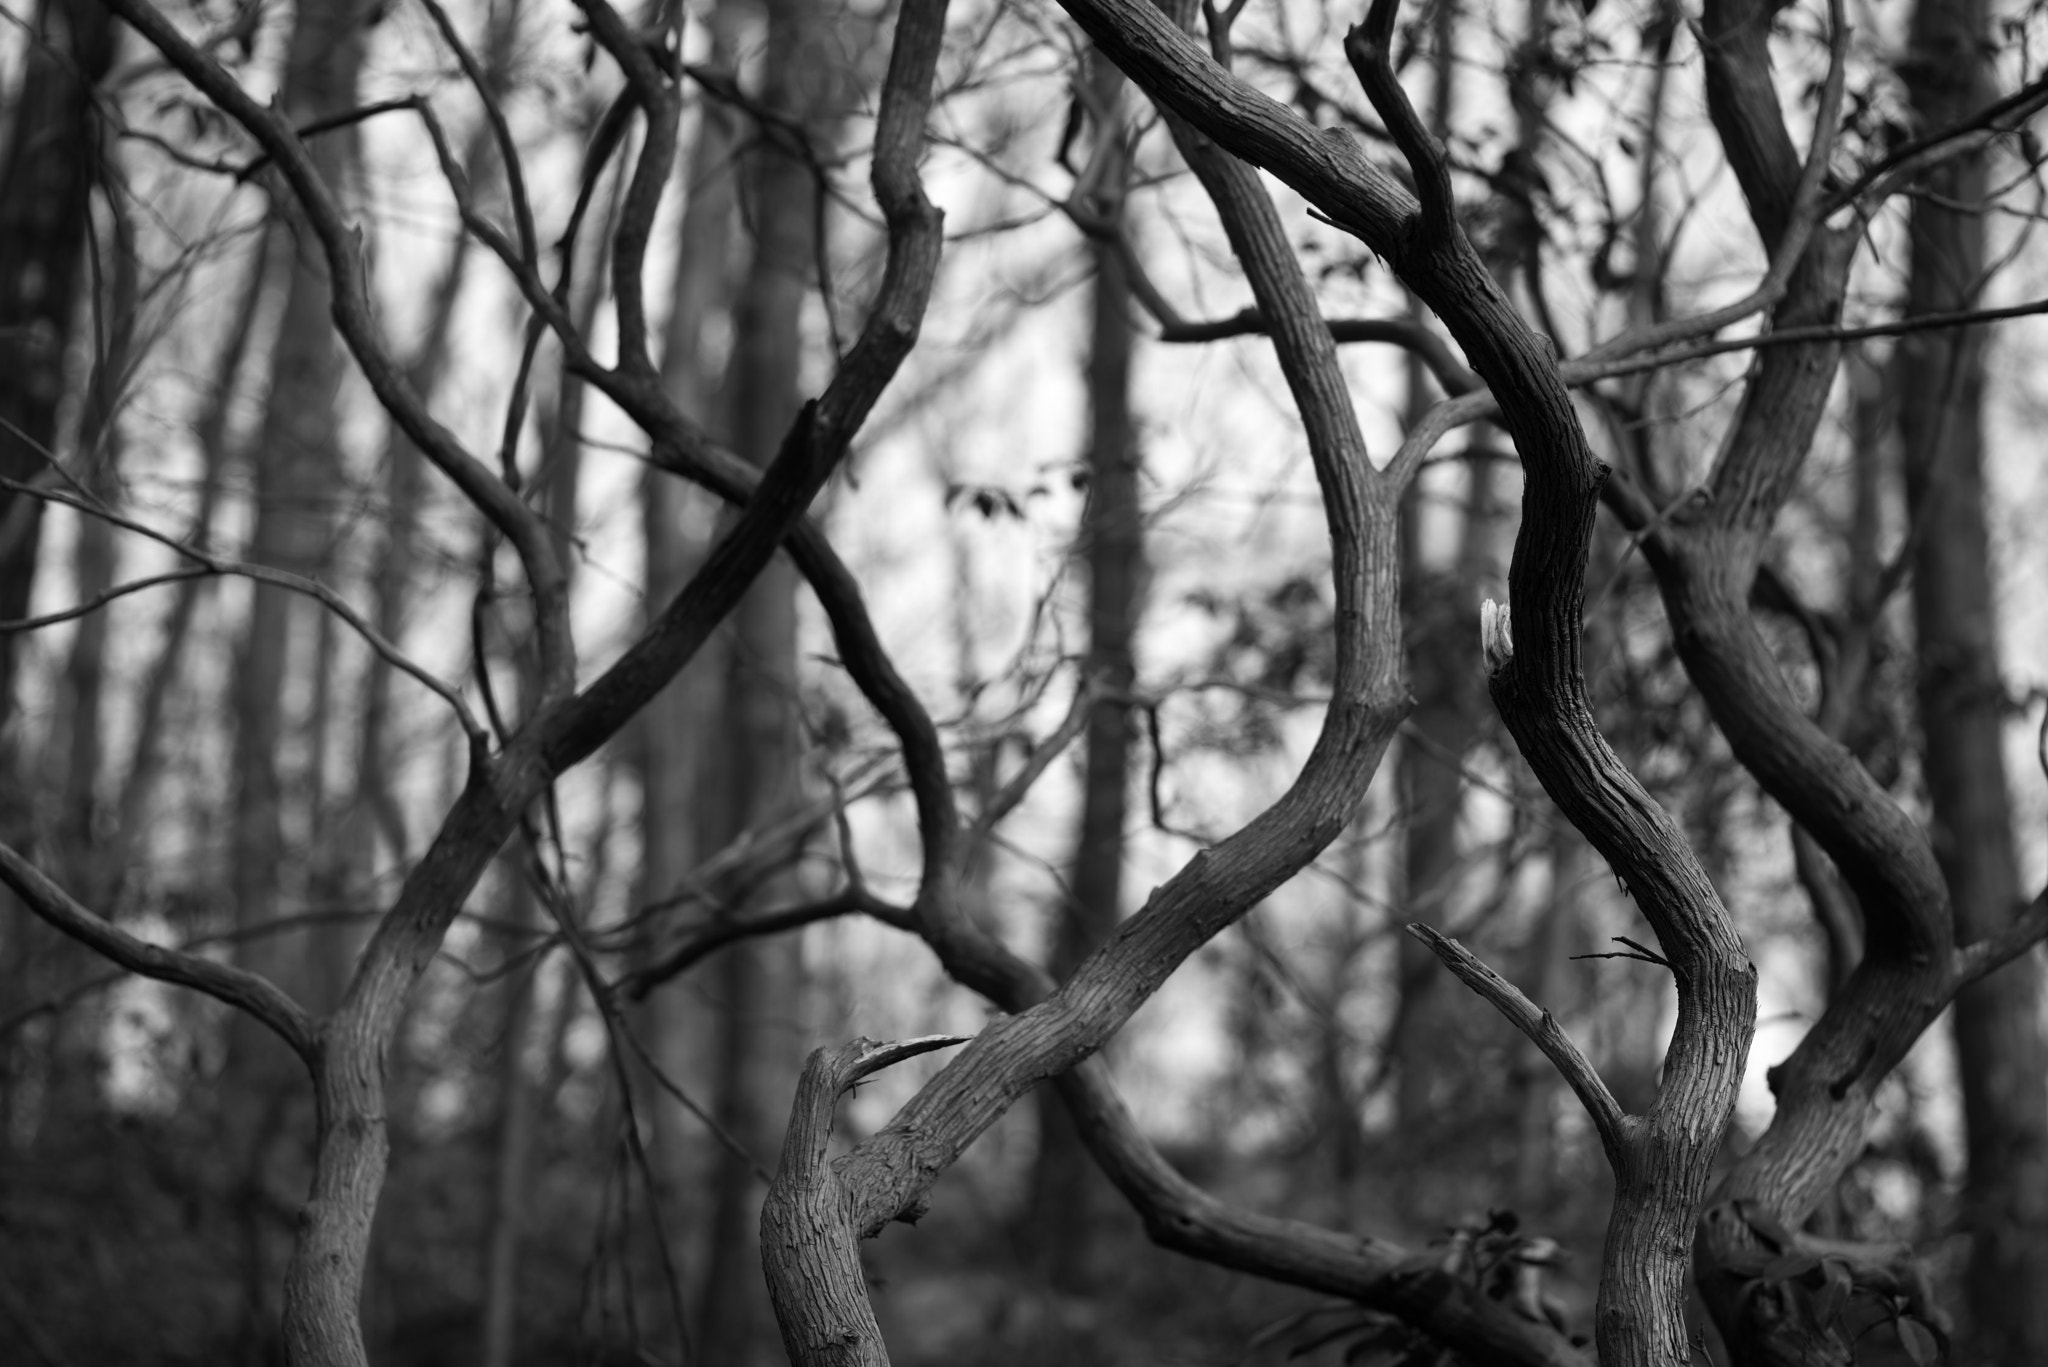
[1899,2,2048,1357]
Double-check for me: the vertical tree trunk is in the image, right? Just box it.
[479,912,543,1367]
[1024,44,1145,1292]
[1386,0,1492,1143]
[640,5,742,1350]
[689,5,835,1355]
[1899,2,2048,1357]
[34,227,138,1119]
[1513,831,1583,1205]
[228,0,369,1026]
[0,0,113,722]
[640,0,836,1355]
[0,0,114,1148]
[111,241,269,873]
[479,140,594,1367]
[220,7,369,1350]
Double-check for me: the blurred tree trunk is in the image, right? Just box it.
[1899,1,2048,1356]
[227,0,369,1039]
[690,2,835,1353]
[0,0,114,1150]
[1513,830,1582,1205]
[34,206,139,1120]
[0,0,113,723]
[1387,0,1489,1141]
[479,892,544,1367]
[219,7,368,1352]
[640,0,836,1356]
[481,258,592,1367]
[639,1,741,1349]
[111,242,268,874]
[1024,46,1145,1291]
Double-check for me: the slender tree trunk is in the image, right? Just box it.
[478,142,593,1366]
[227,0,369,1029]
[479,903,543,1367]
[0,0,113,721]
[639,0,840,1354]
[219,8,369,1351]
[639,5,743,1348]
[1899,3,2048,1357]
[1513,831,1584,1205]
[688,5,837,1354]
[1387,0,1497,1143]
[1024,44,1145,1292]
[0,0,114,1150]
[111,241,268,872]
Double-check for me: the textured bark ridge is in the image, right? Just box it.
[762,1037,969,1367]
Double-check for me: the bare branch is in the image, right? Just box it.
[0,567,211,630]
[414,0,537,266]
[1828,71,2048,214]
[967,677,1096,844]
[568,0,681,378]
[1344,0,1453,247]
[0,843,318,1070]
[1952,891,2048,991]
[618,888,913,1001]
[1407,923,1632,1163]
[1156,306,1479,395]
[0,473,484,743]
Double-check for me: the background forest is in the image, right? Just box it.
[3,0,2047,1362]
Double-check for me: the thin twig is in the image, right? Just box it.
[0,474,484,742]
[1407,922,1632,1162]
[414,0,537,265]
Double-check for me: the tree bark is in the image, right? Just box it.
[1899,3,2048,1358]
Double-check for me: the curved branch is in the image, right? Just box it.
[1057,1059,1590,1367]
[1952,890,2048,992]
[0,473,485,742]
[414,0,536,266]
[1344,0,1453,245]
[1156,306,1480,395]
[0,566,210,630]
[567,0,680,379]
[761,1036,970,1366]
[1406,923,1631,1163]
[0,843,318,1070]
